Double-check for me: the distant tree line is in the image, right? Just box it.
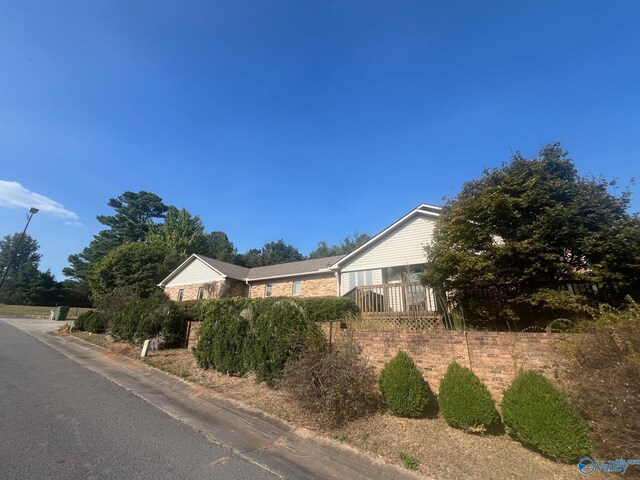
[0,233,90,306]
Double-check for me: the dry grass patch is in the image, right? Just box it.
[1,304,92,318]
[333,413,590,480]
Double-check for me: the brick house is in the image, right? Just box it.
[158,204,441,312]
[159,254,344,301]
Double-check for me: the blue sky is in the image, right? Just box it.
[1,1,639,278]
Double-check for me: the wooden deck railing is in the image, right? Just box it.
[343,282,443,330]
[344,282,437,313]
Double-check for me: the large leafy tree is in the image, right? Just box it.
[237,240,304,267]
[0,232,41,272]
[0,233,60,305]
[309,233,371,259]
[146,206,208,259]
[422,143,640,328]
[88,242,174,301]
[64,191,168,282]
[204,231,237,263]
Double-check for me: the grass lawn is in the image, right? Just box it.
[0,304,93,319]
[67,329,588,480]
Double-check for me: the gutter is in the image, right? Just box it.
[247,270,334,282]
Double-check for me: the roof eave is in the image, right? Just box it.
[157,254,227,287]
[157,254,198,287]
[248,269,335,282]
[330,203,440,269]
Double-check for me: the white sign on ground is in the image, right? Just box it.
[140,339,151,358]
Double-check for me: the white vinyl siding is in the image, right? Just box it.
[164,258,224,287]
[340,215,436,272]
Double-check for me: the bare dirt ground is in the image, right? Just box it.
[68,330,590,480]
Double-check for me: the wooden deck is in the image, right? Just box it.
[344,282,443,330]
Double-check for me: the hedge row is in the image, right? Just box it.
[192,297,329,383]
[181,296,359,323]
[378,351,592,462]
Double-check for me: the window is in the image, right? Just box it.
[265,284,272,297]
[197,287,205,300]
[177,289,184,301]
[358,270,374,286]
[292,280,302,296]
[348,270,375,290]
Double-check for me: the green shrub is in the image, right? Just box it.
[192,298,252,375]
[82,310,105,333]
[180,296,358,325]
[180,299,208,322]
[108,291,187,347]
[502,370,593,462]
[160,302,189,348]
[74,312,87,331]
[251,299,322,383]
[295,296,359,322]
[97,287,136,331]
[438,362,501,433]
[379,351,431,417]
[281,332,378,427]
[74,310,104,333]
[192,297,322,383]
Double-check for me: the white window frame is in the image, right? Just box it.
[197,287,205,300]
[292,280,302,296]
[177,289,184,301]
[348,270,375,290]
[265,284,273,297]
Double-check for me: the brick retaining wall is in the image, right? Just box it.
[185,320,568,402]
[322,326,568,402]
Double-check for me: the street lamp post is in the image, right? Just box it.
[0,207,39,292]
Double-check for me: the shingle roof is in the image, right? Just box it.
[194,254,345,281]
[247,255,345,280]
[196,255,250,280]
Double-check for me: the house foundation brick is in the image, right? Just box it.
[164,278,247,302]
[164,283,222,301]
[249,273,335,298]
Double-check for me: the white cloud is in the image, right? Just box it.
[0,180,81,223]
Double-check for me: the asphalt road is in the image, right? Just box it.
[0,320,279,480]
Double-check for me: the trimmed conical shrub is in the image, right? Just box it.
[379,351,430,417]
[438,362,501,433]
[502,370,593,462]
